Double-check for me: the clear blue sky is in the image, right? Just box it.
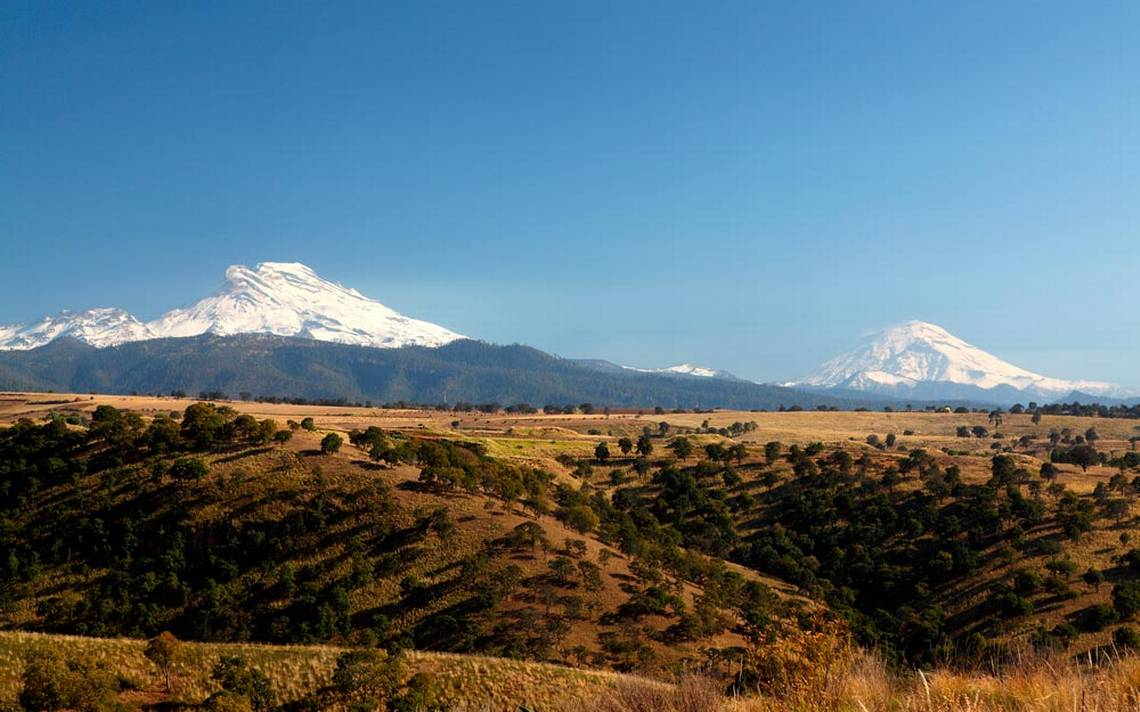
[3,2,1138,384]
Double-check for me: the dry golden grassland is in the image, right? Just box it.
[5,391,1136,451]
[0,631,666,710]
[602,654,1140,712]
[6,631,1140,711]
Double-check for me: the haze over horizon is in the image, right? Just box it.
[3,2,1138,384]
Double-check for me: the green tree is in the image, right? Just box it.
[1083,568,1106,592]
[388,672,443,712]
[991,455,1018,485]
[564,506,599,534]
[19,649,117,712]
[18,649,71,712]
[635,434,653,457]
[1113,582,1140,619]
[670,437,693,459]
[144,631,182,693]
[169,457,209,481]
[617,437,633,455]
[181,402,230,449]
[331,649,404,703]
[211,657,273,711]
[321,432,344,454]
[594,442,610,462]
[764,441,781,464]
[227,414,261,442]
[729,443,748,464]
[632,457,650,479]
[1070,444,1099,472]
[256,419,278,444]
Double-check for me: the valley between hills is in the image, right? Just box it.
[2,392,1140,710]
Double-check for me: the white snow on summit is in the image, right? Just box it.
[147,262,464,348]
[794,320,1123,399]
[0,262,465,351]
[0,308,154,350]
[623,363,735,379]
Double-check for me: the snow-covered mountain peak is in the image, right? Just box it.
[0,307,154,350]
[0,263,466,351]
[622,362,738,379]
[147,262,464,348]
[796,320,1123,400]
[221,262,359,297]
[659,363,724,378]
[223,262,332,292]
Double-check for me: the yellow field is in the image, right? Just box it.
[6,631,1140,711]
[5,391,1136,463]
[0,631,667,711]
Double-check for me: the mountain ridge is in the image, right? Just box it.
[0,262,748,384]
[794,320,1132,403]
[0,333,889,410]
[0,262,464,351]
[1,268,1133,404]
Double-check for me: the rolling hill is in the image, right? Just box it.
[0,334,877,410]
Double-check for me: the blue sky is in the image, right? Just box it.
[2,2,1138,384]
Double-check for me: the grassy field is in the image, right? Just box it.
[5,631,1140,711]
[0,631,667,710]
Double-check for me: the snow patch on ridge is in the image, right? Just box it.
[623,363,734,379]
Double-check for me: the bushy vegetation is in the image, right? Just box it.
[0,406,570,659]
[4,397,1140,709]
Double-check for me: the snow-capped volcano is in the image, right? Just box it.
[794,320,1126,402]
[147,262,464,348]
[0,308,154,350]
[0,262,465,351]
[623,363,738,379]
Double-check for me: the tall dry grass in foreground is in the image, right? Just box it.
[594,651,1140,712]
[7,630,1140,711]
[0,631,663,711]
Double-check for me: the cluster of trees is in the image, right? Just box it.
[691,420,759,437]
[956,425,994,439]
[1050,444,1103,471]
[346,426,558,510]
[3,407,763,675]
[1031,402,1140,419]
[866,432,901,449]
[0,412,466,647]
[17,648,120,712]
[579,429,1140,665]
